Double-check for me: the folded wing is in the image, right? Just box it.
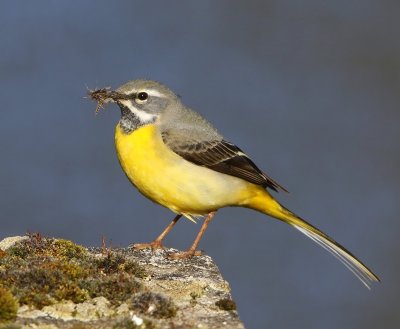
[162,132,287,192]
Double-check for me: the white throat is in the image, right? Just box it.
[120,100,156,123]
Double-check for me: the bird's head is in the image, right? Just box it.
[89,79,180,133]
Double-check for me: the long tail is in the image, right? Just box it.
[245,191,380,289]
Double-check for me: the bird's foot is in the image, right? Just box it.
[132,241,164,251]
[167,249,202,260]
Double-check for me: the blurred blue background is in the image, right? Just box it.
[1,1,399,328]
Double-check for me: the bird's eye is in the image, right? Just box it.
[136,92,148,102]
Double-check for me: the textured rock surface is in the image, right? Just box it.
[0,236,245,329]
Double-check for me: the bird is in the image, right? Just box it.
[89,79,379,288]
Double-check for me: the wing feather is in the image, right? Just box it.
[162,132,287,192]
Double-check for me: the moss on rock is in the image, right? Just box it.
[130,292,177,319]
[0,286,18,324]
[95,252,147,278]
[80,275,142,305]
[0,234,146,310]
[6,234,87,261]
[215,298,237,311]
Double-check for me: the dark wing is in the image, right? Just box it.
[162,133,287,192]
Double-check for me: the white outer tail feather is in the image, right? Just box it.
[293,225,379,289]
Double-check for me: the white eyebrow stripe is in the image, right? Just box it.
[122,89,165,98]
[146,90,165,97]
[119,100,156,122]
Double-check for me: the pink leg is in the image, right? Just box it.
[133,214,182,250]
[169,211,217,259]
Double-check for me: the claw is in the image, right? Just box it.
[132,241,164,251]
[167,249,203,260]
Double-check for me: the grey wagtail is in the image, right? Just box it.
[89,79,379,288]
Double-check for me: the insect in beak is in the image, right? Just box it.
[88,88,132,114]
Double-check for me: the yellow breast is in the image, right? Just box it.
[114,124,256,215]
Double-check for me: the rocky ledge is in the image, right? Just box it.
[0,235,244,329]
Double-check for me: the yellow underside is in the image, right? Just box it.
[114,124,279,218]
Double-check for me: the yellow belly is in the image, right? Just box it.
[114,124,258,216]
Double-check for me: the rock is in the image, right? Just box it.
[74,297,114,321]
[42,301,76,321]
[0,236,29,251]
[0,235,245,329]
[17,306,48,319]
